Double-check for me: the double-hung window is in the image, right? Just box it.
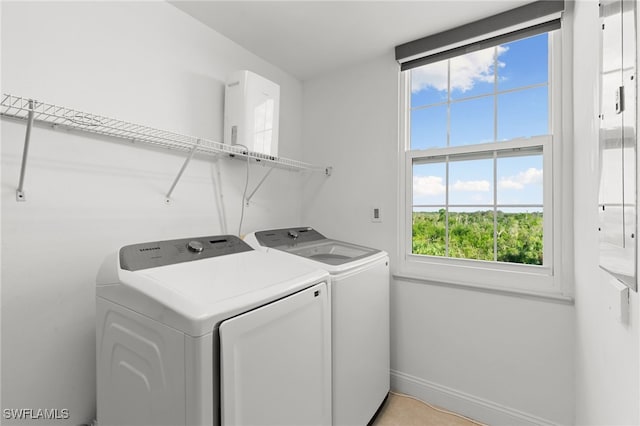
[396,1,570,297]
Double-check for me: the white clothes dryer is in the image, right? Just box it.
[96,235,332,426]
[244,227,390,426]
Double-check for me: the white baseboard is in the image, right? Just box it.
[390,370,564,426]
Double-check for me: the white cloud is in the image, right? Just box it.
[412,46,508,94]
[414,176,493,197]
[415,169,538,198]
[413,175,445,196]
[470,194,490,203]
[498,168,543,190]
[452,179,491,192]
[412,61,448,93]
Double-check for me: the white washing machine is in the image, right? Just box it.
[96,235,332,426]
[244,227,390,426]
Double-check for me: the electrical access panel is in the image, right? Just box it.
[224,70,280,158]
[598,0,637,291]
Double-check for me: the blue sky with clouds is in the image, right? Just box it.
[411,33,548,211]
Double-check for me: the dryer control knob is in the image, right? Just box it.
[187,240,204,253]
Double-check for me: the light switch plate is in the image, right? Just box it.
[371,207,382,223]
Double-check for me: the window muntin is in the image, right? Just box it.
[407,32,552,267]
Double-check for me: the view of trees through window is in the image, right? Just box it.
[412,210,543,265]
[409,32,550,265]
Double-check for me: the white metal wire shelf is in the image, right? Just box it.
[1,94,331,202]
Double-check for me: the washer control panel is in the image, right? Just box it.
[254,227,326,248]
[120,235,253,271]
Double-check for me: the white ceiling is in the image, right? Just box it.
[170,1,530,81]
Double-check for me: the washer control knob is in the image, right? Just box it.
[187,240,204,253]
[288,230,299,239]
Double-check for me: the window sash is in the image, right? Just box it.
[406,136,551,267]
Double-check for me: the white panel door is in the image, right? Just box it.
[219,282,331,426]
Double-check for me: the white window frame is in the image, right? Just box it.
[397,29,572,299]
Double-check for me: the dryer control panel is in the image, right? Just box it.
[119,235,253,271]
[254,227,326,248]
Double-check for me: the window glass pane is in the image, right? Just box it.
[450,96,494,146]
[450,46,496,100]
[412,208,446,256]
[448,158,493,205]
[411,105,447,149]
[497,154,543,205]
[496,207,543,265]
[413,162,446,205]
[497,86,548,140]
[448,207,495,261]
[411,62,448,107]
[498,33,549,91]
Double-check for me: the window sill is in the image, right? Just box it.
[393,272,574,304]
[394,258,574,304]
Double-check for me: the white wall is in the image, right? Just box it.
[1,2,304,424]
[301,33,575,426]
[572,1,640,425]
[301,54,398,254]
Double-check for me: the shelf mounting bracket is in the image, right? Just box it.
[245,167,275,205]
[16,99,35,202]
[164,139,201,203]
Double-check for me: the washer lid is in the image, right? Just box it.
[97,236,329,337]
[246,228,387,274]
[285,239,380,265]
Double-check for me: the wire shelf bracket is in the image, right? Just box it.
[15,99,35,201]
[164,139,201,204]
[245,164,332,205]
[1,94,331,202]
[245,167,275,205]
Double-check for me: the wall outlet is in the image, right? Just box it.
[371,207,382,223]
